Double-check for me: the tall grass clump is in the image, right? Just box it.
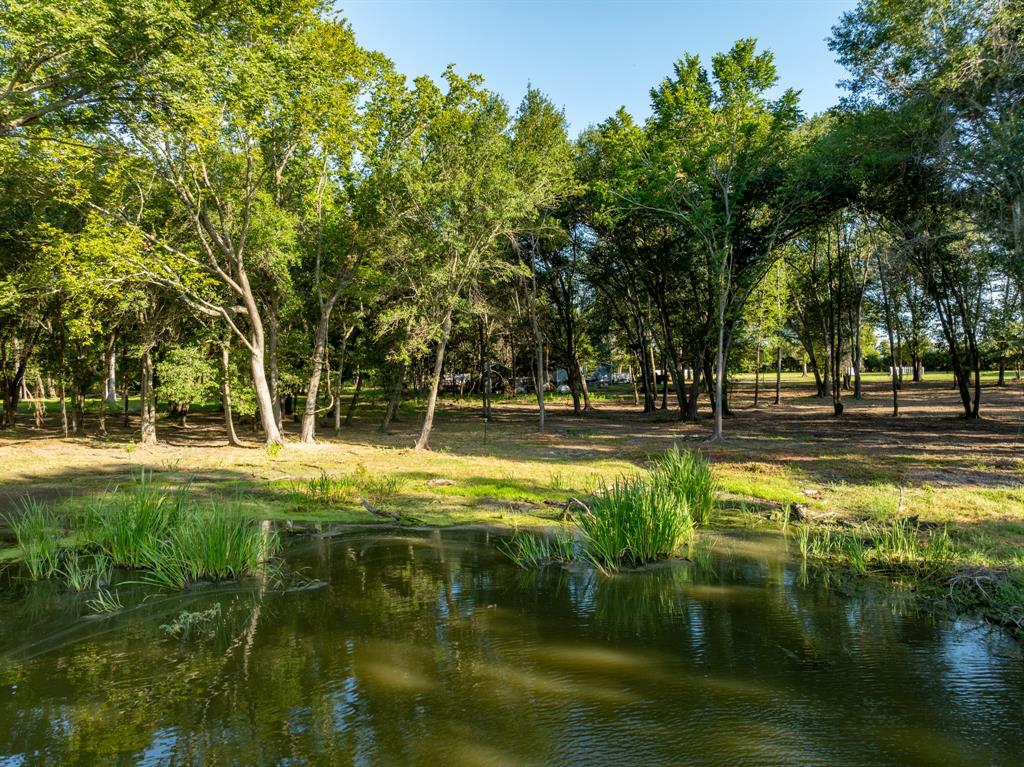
[794,518,952,577]
[499,528,577,568]
[139,509,278,589]
[11,473,278,592]
[579,475,694,572]
[87,472,186,568]
[653,447,717,526]
[6,498,63,580]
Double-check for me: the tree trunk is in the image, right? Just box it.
[300,293,341,444]
[580,367,593,411]
[220,341,242,446]
[415,313,453,451]
[250,346,283,444]
[1,329,37,428]
[712,272,727,439]
[480,318,492,421]
[774,345,782,405]
[754,344,761,406]
[104,332,117,405]
[852,298,863,399]
[267,294,283,432]
[345,370,363,427]
[32,373,44,429]
[529,269,546,432]
[380,363,405,432]
[140,347,157,445]
[687,365,701,420]
[59,378,68,438]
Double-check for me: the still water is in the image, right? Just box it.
[1,529,1021,766]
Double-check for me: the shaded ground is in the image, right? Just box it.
[1,371,1023,567]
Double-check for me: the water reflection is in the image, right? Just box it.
[0,529,1021,766]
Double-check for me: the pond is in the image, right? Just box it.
[1,528,1021,766]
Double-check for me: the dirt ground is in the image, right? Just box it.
[2,372,1023,565]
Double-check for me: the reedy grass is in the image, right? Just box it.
[498,447,715,573]
[59,550,111,592]
[10,472,278,591]
[297,468,400,507]
[654,446,717,527]
[498,527,578,568]
[86,471,186,568]
[138,509,278,589]
[688,537,716,575]
[6,498,63,580]
[85,588,123,614]
[579,475,695,573]
[794,518,952,577]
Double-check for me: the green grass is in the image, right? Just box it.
[498,527,578,568]
[653,446,717,526]
[497,448,716,573]
[6,473,278,591]
[580,475,695,572]
[138,508,277,589]
[290,468,401,508]
[86,472,186,568]
[5,498,64,580]
[794,518,952,578]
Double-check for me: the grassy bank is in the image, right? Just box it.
[1,373,1022,634]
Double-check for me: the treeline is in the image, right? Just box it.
[0,0,1020,446]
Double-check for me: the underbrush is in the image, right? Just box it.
[499,446,716,573]
[3,472,278,601]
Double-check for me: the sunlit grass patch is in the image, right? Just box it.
[717,471,804,506]
[428,478,552,503]
[290,467,402,508]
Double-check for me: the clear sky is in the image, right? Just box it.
[337,0,858,136]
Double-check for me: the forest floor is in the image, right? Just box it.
[1,372,1023,572]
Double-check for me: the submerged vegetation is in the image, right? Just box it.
[4,473,278,593]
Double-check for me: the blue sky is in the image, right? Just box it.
[338,1,858,135]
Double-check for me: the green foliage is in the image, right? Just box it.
[157,345,217,409]
[87,473,186,569]
[16,473,278,592]
[59,550,111,592]
[137,510,277,590]
[6,498,63,580]
[497,528,578,569]
[652,447,717,527]
[794,518,952,576]
[161,603,223,640]
[85,588,123,615]
[496,448,715,573]
[296,469,400,507]
[579,475,695,573]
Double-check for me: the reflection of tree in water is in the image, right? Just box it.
[0,530,1021,766]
